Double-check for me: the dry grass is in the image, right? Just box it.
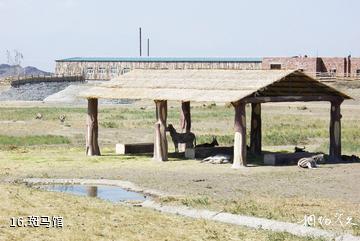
[0,183,322,241]
[0,146,359,236]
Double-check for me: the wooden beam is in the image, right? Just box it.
[242,95,344,104]
[250,103,261,155]
[232,102,247,168]
[86,98,101,156]
[255,92,339,97]
[269,82,328,88]
[262,86,329,91]
[329,100,343,162]
[153,100,168,161]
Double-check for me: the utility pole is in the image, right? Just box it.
[139,27,142,57]
[147,38,150,57]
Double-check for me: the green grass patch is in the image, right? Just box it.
[223,199,264,217]
[0,135,71,146]
[100,121,119,128]
[196,134,233,146]
[0,107,86,121]
[267,232,326,241]
[181,196,210,207]
[352,219,360,236]
[317,123,360,154]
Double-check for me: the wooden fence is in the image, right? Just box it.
[1,74,85,87]
[308,72,360,81]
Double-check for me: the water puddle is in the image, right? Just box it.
[38,184,147,203]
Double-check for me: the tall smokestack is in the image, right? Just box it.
[348,55,351,77]
[139,27,142,57]
[147,38,150,57]
[344,57,347,78]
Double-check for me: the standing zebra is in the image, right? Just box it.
[166,124,196,152]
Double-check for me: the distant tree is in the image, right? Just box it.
[5,49,24,76]
[14,50,23,66]
[6,50,11,65]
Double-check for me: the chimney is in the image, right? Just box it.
[344,57,348,78]
[147,38,150,57]
[139,27,142,57]
[348,55,351,77]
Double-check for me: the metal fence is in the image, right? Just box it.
[305,72,360,80]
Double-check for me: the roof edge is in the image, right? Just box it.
[55,57,263,63]
[239,70,352,101]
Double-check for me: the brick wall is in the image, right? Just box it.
[262,57,318,74]
[55,61,262,80]
[262,56,360,78]
[55,57,360,80]
[319,57,346,76]
[350,58,360,77]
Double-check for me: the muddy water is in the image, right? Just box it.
[39,184,147,202]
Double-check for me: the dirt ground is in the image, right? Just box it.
[1,147,359,238]
[0,82,360,239]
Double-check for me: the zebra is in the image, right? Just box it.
[294,146,306,153]
[202,154,231,164]
[166,124,196,152]
[195,136,219,148]
[35,113,42,120]
[297,154,324,169]
[59,114,66,123]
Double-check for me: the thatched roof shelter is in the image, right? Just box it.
[80,69,350,102]
[80,69,351,168]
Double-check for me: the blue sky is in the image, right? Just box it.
[0,0,359,71]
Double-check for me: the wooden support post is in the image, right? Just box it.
[232,102,247,168]
[153,100,168,161]
[250,103,262,155]
[86,98,101,156]
[329,100,343,162]
[179,101,191,151]
[180,101,191,132]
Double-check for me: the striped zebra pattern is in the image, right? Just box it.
[297,154,324,168]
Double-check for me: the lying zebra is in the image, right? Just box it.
[297,154,324,169]
[166,124,196,152]
[202,154,231,164]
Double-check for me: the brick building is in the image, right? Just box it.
[55,56,360,80]
[262,56,360,78]
[55,57,262,80]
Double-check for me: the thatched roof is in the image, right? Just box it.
[79,69,351,102]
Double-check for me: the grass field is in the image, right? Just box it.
[1,183,325,241]
[0,102,359,153]
[0,135,70,146]
[0,102,359,239]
